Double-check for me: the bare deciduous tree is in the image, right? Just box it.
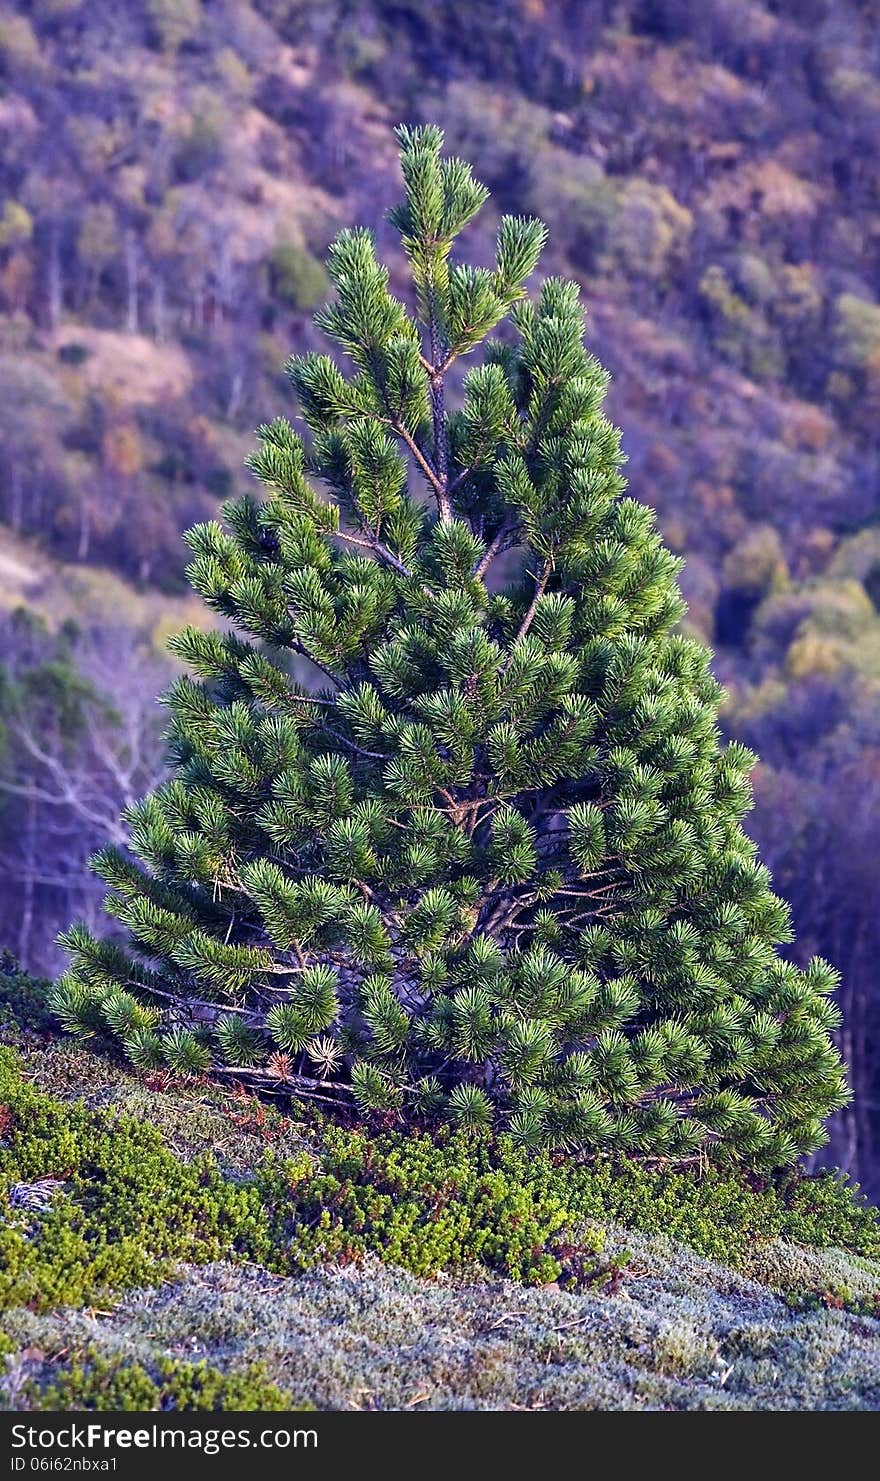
[0,623,168,973]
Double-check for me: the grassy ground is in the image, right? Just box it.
[5,1243,880,1410]
[2,982,879,1411]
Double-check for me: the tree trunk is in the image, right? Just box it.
[151,271,166,343]
[834,916,859,1176]
[48,224,62,330]
[17,786,37,968]
[852,925,873,1189]
[9,464,23,533]
[125,230,139,333]
[77,492,91,562]
[226,369,243,421]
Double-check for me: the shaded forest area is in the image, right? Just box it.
[1,0,878,1189]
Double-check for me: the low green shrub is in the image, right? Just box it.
[271,1125,880,1274]
[0,1046,272,1310]
[0,962,58,1038]
[784,1285,880,1319]
[30,1350,295,1411]
[555,1156,880,1266]
[265,1126,580,1283]
[1,1045,877,1316]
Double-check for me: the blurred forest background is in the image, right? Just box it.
[0,0,878,1191]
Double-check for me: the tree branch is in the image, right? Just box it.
[498,559,553,677]
[514,559,552,643]
[473,523,517,580]
[393,415,451,517]
[334,527,413,580]
[290,639,346,691]
[320,726,392,762]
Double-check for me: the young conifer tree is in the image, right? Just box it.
[55,126,847,1165]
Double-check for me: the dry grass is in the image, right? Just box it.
[52,327,193,406]
[0,528,212,652]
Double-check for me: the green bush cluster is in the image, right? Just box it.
[0,964,59,1038]
[1,1045,877,1317]
[784,1285,880,1319]
[283,1125,880,1274]
[266,1126,580,1283]
[558,1156,880,1266]
[28,1351,295,1412]
[0,1046,272,1311]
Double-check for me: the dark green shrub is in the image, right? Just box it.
[0,962,58,1037]
[0,1046,273,1311]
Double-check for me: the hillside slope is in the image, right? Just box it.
[1,0,879,1189]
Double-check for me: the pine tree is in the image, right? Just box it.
[55,126,848,1166]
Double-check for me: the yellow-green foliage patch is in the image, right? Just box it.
[2,1041,879,1319]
